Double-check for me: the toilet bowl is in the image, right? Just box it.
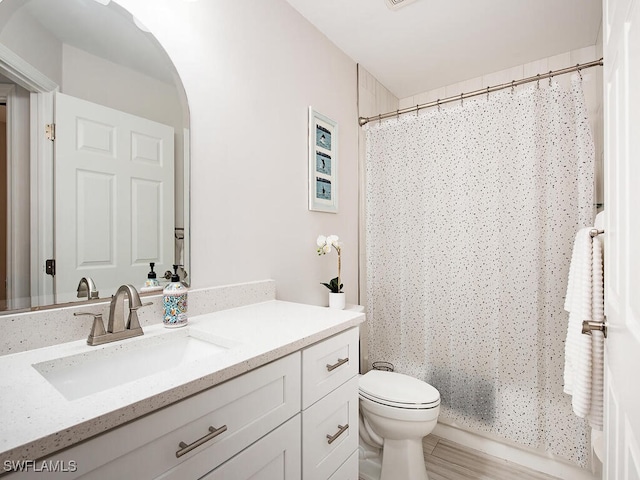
[358,370,440,480]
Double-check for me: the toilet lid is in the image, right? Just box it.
[359,370,440,407]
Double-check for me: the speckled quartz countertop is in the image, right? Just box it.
[0,300,364,465]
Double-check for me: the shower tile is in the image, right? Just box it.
[548,52,572,70]
[482,65,524,89]
[571,46,598,65]
[523,58,549,79]
[423,87,447,105]
[398,96,415,110]
[444,77,482,99]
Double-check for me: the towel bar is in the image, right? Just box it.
[589,228,604,238]
[582,320,607,338]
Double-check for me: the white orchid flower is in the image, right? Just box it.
[316,233,344,293]
[326,235,339,246]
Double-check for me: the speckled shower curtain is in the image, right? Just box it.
[364,78,594,467]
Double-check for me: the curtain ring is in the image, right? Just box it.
[548,70,553,87]
[396,109,400,121]
[486,86,490,102]
[437,99,441,112]
[460,92,463,107]
[511,80,515,94]
[536,74,540,89]
[378,114,382,125]
[578,66,583,81]
[416,104,419,117]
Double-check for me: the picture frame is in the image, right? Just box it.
[308,107,338,213]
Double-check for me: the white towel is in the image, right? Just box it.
[563,227,605,430]
[588,235,604,430]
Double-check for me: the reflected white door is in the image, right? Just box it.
[54,92,174,303]
[603,0,640,478]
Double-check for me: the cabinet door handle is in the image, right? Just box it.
[326,357,348,372]
[326,423,349,444]
[176,424,228,458]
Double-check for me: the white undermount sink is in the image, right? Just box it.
[32,329,237,401]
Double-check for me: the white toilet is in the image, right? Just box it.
[358,370,440,480]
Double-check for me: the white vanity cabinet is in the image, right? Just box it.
[11,353,301,480]
[301,327,360,480]
[8,326,361,480]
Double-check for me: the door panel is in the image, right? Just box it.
[54,92,174,303]
[603,0,640,478]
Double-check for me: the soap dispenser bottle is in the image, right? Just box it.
[141,262,162,293]
[162,264,188,328]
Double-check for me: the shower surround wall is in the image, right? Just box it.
[362,46,600,473]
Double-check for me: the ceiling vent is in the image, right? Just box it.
[385,0,418,11]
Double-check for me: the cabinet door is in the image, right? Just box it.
[302,327,359,408]
[199,415,301,480]
[302,376,359,480]
[328,451,358,480]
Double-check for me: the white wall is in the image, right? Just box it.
[116,0,360,307]
[62,45,182,132]
[0,8,62,86]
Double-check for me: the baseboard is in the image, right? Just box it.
[433,422,600,480]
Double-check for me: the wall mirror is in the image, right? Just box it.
[0,0,190,313]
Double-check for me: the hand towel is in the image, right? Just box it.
[563,228,593,418]
[563,226,605,430]
[587,235,604,430]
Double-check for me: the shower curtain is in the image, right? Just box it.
[365,77,594,467]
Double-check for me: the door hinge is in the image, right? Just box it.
[45,259,56,276]
[45,123,55,141]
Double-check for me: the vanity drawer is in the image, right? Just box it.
[198,414,301,480]
[302,375,359,480]
[302,327,359,408]
[103,352,300,480]
[14,353,300,480]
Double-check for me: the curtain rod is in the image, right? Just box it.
[358,58,604,126]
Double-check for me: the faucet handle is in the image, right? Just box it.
[131,301,153,311]
[74,312,107,344]
[128,301,152,330]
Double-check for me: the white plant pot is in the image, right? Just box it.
[329,292,346,310]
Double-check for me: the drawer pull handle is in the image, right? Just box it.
[326,357,349,372]
[176,424,228,458]
[326,424,349,444]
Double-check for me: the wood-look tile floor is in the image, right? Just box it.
[420,435,561,480]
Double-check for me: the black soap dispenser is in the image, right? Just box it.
[141,262,162,293]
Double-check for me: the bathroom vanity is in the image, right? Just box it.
[0,301,364,479]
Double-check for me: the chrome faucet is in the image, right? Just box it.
[77,277,99,300]
[74,284,151,346]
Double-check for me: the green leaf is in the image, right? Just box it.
[320,277,344,293]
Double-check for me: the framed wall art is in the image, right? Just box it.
[308,107,338,213]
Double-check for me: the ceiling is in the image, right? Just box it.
[284,0,602,99]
